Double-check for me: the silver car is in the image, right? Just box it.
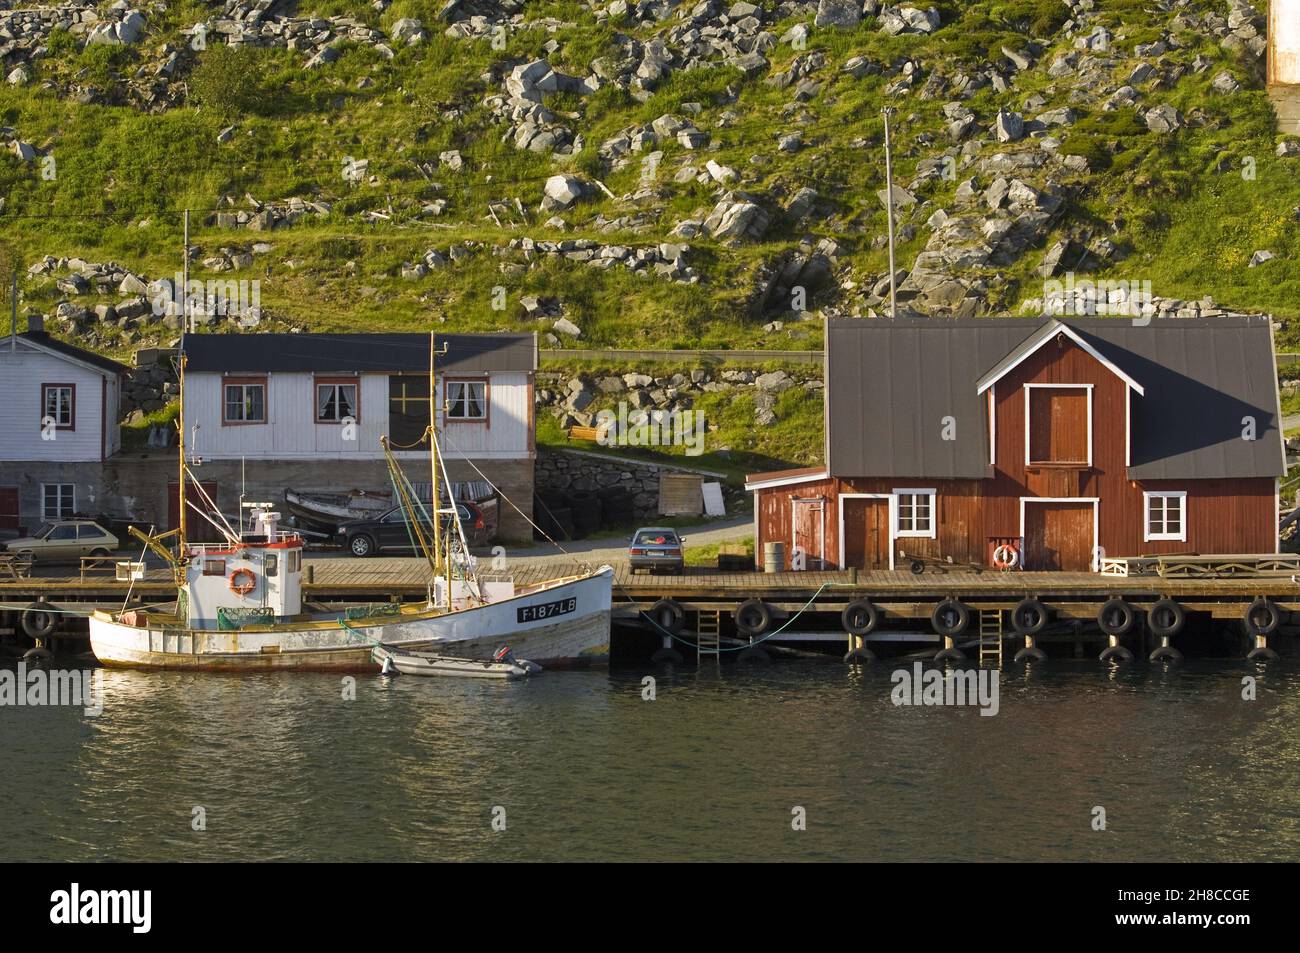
[628,527,685,575]
[2,520,120,564]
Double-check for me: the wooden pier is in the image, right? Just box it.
[3,558,1297,660]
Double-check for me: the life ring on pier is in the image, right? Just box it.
[229,568,257,595]
[992,545,1019,570]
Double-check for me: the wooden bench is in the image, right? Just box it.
[0,553,33,581]
[79,554,119,580]
[567,425,603,442]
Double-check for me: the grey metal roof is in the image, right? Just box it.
[183,332,536,374]
[13,331,129,375]
[825,315,1284,481]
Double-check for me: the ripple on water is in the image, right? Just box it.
[1,660,1298,861]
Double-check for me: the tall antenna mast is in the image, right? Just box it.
[177,210,190,553]
[882,106,898,320]
[428,331,441,589]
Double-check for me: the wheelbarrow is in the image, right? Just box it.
[897,549,984,575]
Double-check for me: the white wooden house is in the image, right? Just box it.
[180,332,538,539]
[0,319,128,534]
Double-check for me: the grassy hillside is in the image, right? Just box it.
[0,0,1293,358]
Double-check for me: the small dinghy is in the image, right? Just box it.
[373,643,541,680]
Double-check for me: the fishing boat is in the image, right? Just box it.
[373,643,540,679]
[88,333,614,671]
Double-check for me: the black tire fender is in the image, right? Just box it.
[21,602,57,640]
[841,599,880,637]
[931,598,970,637]
[1243,598,1281,637]
[1097,598,1135,637]
[1148,598,1185,638]
[647,598,685,635]
[1011,597,1049,636]
[734,599,773,637]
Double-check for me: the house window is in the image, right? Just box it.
[445,379,487,421]
[224,380,266,424]
[41,484,75,521]
[41,384,75,431]
[316,379,359,423]
[1026,385,1091,466]
[1144,491,1186,542]
[895,489,936,538]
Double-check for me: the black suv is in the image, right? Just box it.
[338,503,488,557]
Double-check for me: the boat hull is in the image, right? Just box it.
[89,568,613,671]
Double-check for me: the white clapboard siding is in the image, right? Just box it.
[0,342,114,462]
[186,371,531,460]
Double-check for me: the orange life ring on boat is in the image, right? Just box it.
[992,544,1019,570]
[229,568,256,595]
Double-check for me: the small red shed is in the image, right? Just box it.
[746,316,1285,572]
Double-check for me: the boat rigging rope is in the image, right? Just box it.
[437,426,584,567]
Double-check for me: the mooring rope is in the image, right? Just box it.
[620,580,845,653]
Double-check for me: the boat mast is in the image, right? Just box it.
[428,331,441,584]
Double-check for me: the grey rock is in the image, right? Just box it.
[814,0,861,29]
[1144,104,1184,134]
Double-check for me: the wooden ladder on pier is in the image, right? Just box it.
[978,609,1004,666]
[696,610,722,663]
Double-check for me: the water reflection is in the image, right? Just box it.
[1,660,1297,861]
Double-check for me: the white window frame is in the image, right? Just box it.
[41,483,75,521]
[223,381,267,424]
[893,488,937,539]
[1023,383,1093,467]
[445,379,488,421]
[315,381,358,423]
[1143,490,1187,542]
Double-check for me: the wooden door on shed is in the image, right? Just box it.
[0,487,18,534]
[1023,501,1093,571]
[791,497,825,569]
[842,497,891,570]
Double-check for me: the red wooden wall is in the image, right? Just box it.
[754,336,1277,570]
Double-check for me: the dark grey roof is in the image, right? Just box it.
[182,332,536,374]
[826,316,1284,481]
[1076,318,1284,479]
[16,331,129,375]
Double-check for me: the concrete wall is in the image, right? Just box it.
[536,446,741,520]
[0,455,536,542]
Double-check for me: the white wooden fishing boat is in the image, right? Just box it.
[89,507,613,670]
[89,333,614,672]
[284,487,392,529]
[373,643,540,679]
